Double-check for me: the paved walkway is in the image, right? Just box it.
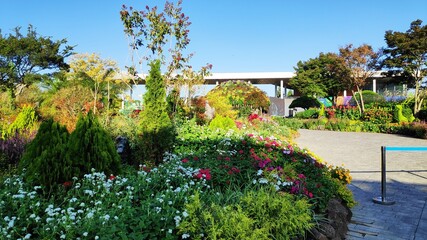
[295,130,427,240]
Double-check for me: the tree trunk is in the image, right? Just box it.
[356,86,365,114]
[351,90,362,115]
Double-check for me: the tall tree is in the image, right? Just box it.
[140,60,175,165]
[68,53,126,115]
[339,44,379,114]
[0,25,73,97]
[120,0,211,106]
[289,52,346,103]
[383,19,427,115]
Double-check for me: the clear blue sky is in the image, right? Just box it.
[1,0,426,74]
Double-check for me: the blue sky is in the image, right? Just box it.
[1,0,426,75]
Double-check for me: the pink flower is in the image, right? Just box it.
[109,175,116,181]
[181,158,189,163]
[239,150,244,154]
[298,174,306,179]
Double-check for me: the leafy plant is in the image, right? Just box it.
[295,109,319,119]
[2,105,38,139]
[209,115,237,131]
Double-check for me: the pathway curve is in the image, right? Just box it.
[295,129,427,240]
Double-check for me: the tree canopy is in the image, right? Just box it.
[339,44,379,114]
[289,52,346,100]
[383,19,427,115]
[0,25,74,97]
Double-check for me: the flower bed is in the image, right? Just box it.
[0,119,355,239]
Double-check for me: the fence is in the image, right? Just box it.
[373,146,427,205]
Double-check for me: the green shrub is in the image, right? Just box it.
[295,108,319,119]
[2,105,38,139]
[209,115,237,131]
[179,189,313,240]
[139,60,175,165]
[272,116,304,130]
[66,112,121,178]
[417,109,427,121]
[350,90,386,106]
[289,96,321,110]
[20,119,70,192]
[397,122,427,139]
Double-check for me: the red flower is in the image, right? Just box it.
[195,168,211,180]
[109,175,116,181]
[298,173,306,179]
[181,158,189,163]
[193,156,199,161]
[142,166,151,173]
[238,150,244,154]
[224,157,230,161]
[63,181,72,188]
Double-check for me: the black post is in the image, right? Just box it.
[373,146,395,205]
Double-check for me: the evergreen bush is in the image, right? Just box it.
[66,112,121,178]
[19,119,70,192]
[289,96,321,110]
[139,60,175,165]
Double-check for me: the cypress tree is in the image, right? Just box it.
[20,119,70,192]
[66,112,122,177]
[140,60,175,165]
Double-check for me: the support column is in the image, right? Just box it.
[343,90,347,97]
[373,79,377,93]
[216,81,219,86]
[280,80,284,99]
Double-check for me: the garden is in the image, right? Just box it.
[287,90,427,139]
[1,1,425,239]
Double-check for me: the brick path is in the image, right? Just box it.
[295,129,427,240]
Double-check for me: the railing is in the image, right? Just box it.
[373,146,427,205]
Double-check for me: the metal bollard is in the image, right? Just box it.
[373,146,395,205]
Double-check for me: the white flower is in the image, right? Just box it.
[182,211,189,218]
[168,229,173,234]
[24,233,31,239]
[257,169,263,176]
[60,234,66,239]
[182,233,190,239]
[83,232,88,237]
[258,178,268,184]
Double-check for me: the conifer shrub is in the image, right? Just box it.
[19,119,70,192]
[66,112,122,178]
[139,60,175,165]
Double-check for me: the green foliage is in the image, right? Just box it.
[206,80,270,118]
[397,122,427,139]
[393,105,409,123]
[139,60,175,165]
[350,90,385,106]
[272,116,304,130]
[383,19,427,115]
[206,91,238,119]
[19,119,70,192]
[66,112,121,178]
[2,105,38,139]
[289,96,321,110]
[295,109,319,119]
[179,189,313,240]
[290,52,345,98]
[208,115,237,131]
[0,25,73,97]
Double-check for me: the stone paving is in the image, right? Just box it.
[295,129,427,240]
